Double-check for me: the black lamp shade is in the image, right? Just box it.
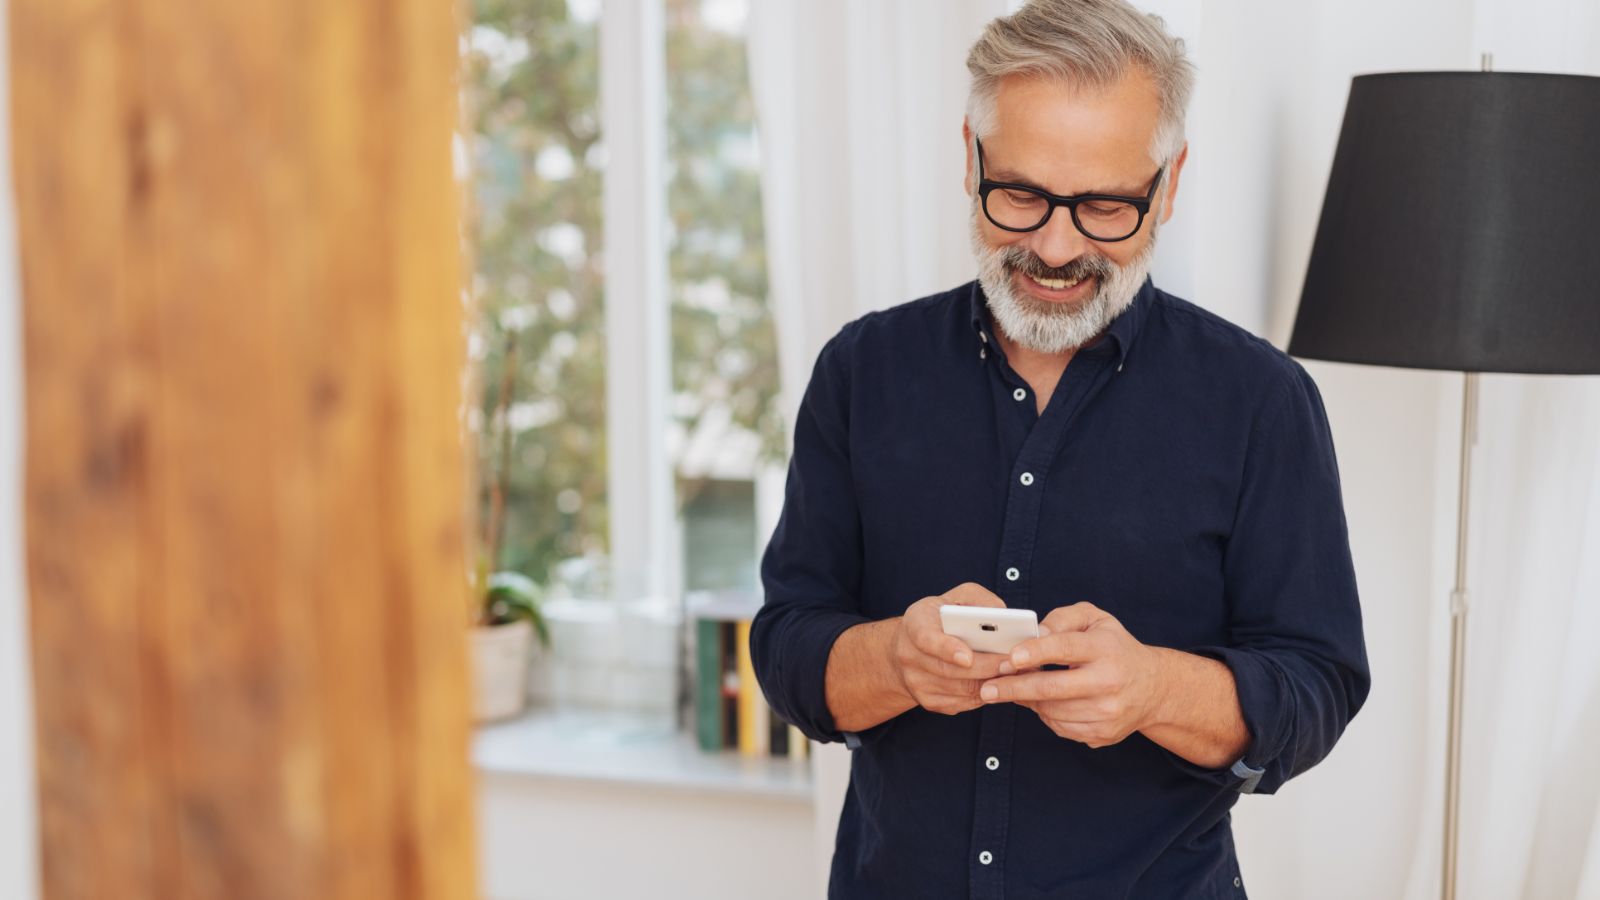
[1289,72,1600,375]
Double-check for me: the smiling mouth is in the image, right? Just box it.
[1029,275,1083,290]
[1018,271,1098,298]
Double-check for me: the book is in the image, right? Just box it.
[690,608,811,761]
[736,620,768,757]
[695,618,724,752]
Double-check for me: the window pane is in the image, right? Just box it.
[665,0,784,594]
[466,0,607,588]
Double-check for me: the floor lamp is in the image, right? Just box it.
[1286,68,1600,899]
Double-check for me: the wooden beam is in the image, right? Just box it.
[11,1,476,898]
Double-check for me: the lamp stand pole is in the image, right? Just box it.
[1442,370,1479,900]
[1442,56,1496,900]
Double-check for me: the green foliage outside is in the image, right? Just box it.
[465,0,784,589]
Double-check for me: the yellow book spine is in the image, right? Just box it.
[736,620,760,756]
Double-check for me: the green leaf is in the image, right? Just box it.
[484,571,550,648]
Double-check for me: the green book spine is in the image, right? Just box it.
[695,618,723,752]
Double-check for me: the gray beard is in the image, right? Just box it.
[969,200,1158,354]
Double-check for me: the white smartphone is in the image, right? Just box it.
[939,606,1039,655]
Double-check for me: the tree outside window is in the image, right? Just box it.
[465,0,782,601]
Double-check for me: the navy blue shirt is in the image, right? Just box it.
[753,279,1370,899]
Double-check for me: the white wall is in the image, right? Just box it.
[1216,1,1600,897]
[1192,0,1477,896]
[1,0,40,893]
[477,773,813,900]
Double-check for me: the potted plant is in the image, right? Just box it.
[470,562,550,722]
[469,332,551,722]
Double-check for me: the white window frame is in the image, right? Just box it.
[600,0,681,604]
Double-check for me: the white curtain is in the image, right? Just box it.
[1451,378,1600,899]
[747,0,1012,433]
[747,1,1600,897]
[746,3,1013,892]
[1442,4,1600,897]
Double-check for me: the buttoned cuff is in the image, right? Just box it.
[1230,757,1266,793]
[1147,644,1287,793]
[1158,744,1265,793]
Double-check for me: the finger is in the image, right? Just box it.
[907,683,984,716]
[997,656,1049,676]
[1040,602,1111,635]
[1038,718,1115,748]
[942,582,1007,609]
[964,652,1011,680]
[909,666,1005,706]
[979,670,1092,704]
[1008,629,1098,669]
[917,649,1009,681]
[1027,698,1108,723]
[911,624,977,667]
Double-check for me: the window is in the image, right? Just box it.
[465,0,782,710]
[666,0,783,594]
[465,0,606,591]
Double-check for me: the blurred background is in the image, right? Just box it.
[4,0,1599,898]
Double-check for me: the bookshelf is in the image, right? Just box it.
[684,590,811,764]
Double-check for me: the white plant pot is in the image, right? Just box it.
[471,619,534,723]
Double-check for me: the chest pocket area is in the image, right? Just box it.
[850,415,1006,618]
[1029,454,1233,650]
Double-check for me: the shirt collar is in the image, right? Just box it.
[967,276,1153,370]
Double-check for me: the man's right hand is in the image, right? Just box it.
[890,582,1011,716]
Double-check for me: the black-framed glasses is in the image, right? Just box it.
[975,136,1164,242]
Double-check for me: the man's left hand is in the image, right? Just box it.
[978,602,1168,749]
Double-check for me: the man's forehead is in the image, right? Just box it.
[985,71,1162,192]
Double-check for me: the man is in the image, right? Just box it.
[751,0,1370,897]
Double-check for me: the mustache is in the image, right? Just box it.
[1001,248,1114,283]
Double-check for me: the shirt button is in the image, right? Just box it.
[979,850,994,866]
[985,756,999,771]
[1012,387,1026,402]
[1005,567,1020,582]
[1019,472,1034,486]
[1234,877,1242,888]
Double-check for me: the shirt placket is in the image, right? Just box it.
[968,346,1116,900]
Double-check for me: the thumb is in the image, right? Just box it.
[945,581,1007,608]
[1041,601,1108,634]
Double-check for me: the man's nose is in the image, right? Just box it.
[1028,206,1094,269]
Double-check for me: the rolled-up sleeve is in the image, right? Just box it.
[752,329,873,744]
[1187,360,1371,794]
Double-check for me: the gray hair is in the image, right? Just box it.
[965,0,1196,167]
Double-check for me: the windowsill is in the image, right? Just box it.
[472,705,815,804]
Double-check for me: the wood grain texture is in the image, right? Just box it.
[11,1,477,898]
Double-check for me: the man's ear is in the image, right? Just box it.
[962,119,975,197]
[1159,142,1189,224]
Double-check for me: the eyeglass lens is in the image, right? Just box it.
[983,188,1142,240]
